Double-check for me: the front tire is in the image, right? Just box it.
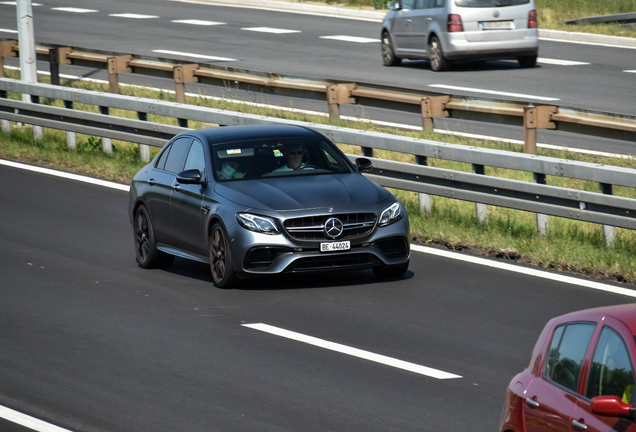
[428,36,450,72]
[518,55,537,68]
[209,222,237,288]
[133,205,174,269]
[381,31,401,66]
[373,261,409,278]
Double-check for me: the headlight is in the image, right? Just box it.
[379,202,403,226]
[236,213,280,235]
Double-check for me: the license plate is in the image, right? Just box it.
[481,20,514,30]
[320,241,350,252]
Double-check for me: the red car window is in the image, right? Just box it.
[544,323,596,393]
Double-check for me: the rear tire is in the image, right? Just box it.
[518,55,537,68]
[373,261,409,278]
[133,205,174,269]
[428,36,450,72]
[209,222,237,288]
[381,31,401,66]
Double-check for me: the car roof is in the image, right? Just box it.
[558,303,636,335]
[189,124,320,144]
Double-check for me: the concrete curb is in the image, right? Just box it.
[193,0,636,47]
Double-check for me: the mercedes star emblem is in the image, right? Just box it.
[324,217,344,239]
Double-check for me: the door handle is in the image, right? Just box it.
[173,184,182,192]
[405,19,412,25]
[572,420,587,431]
[426,17,433,22]
[148,178,155,186]
[525,397,540,408]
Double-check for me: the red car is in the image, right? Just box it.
[501,304,636,432]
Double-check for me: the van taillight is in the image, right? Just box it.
[448,14,464,32]
[528,10,538,28]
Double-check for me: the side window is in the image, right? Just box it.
[586,327,635,403]
[155,144,171,170]
[184,140,206,175]
[401,0,416,10]
[164,137,192,173]
[415,0,431,8]
[544,323,596,393]
[431,0,444,7]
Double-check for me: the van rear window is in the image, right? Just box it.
[455,0,530,7]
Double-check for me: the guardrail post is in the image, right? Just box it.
[107,55,132,95]
[523,106,537,155]
[326,84,355,122]
[99,106,113,154]
[63,100,76,149]
[49,47,60,86]
[137,111,150,162]
[0,88,8,135]
[473,164,488,225]
[0,41,15,134]
[534,173,549,237]
[416,155,432,216]
[421,96,449,131]
[600,183,616,246]
[174,64,199,127]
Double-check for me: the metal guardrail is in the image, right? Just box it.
[1,40,636,154]
[1,77,636,237]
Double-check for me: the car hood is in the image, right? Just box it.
[214,173,390,211]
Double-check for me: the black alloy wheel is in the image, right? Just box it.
[428,36,450,72]
[134,205,174,269]
[209,223,236,288]
[381,32,401,66]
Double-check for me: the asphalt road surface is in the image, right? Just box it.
[2,160,636,431]
[1,0,636,155]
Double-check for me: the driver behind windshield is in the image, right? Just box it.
[272,144,313,172]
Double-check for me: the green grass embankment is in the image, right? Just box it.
[2,68,636,284]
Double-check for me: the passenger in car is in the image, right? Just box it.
[218,161,244,180]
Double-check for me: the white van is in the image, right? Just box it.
[381,0,539,71]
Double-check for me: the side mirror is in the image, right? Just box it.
[591,395,634,418]
[356,158,373,173]
[387,1,401,10]
[177,169,204,185]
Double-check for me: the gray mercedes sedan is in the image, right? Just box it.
[129,125,410,288]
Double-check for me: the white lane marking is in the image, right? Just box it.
[0,1,42,4]
[0,405,75,432]
[0,28,18,33]
[537,57,590,66]
[152,49,239,62]
[0,160,130,192]
[166,0,382,22]
[625,70,636,74]
[51,7,98,13]
[320,35,379,43]
[108,13,159,19]
[242,27,301,34]
[428,84,560,101]
[243,323,462,379]
[540,37,636,50]
[171,19,225,25]
[412,245,636,298]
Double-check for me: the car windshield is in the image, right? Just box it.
[455,0,529,6]
[213,137,352,181]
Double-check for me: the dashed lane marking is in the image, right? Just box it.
[152,49,239,62]
[171,19,226,25]
[242,27,301,34]
[320,35,379,43]
[108,13,159,19]
[428,84,560,101]
[537,57,591,66]
[0,405,76,432]
[51,7,98,13]
[0,28,17,33]
[243,323,462,379]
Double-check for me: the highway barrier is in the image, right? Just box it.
[1,40,636,156]
[1,77,635,246]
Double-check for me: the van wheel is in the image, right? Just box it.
[381,32,401,66]
[518,55,537,68]
[429,36,450,71]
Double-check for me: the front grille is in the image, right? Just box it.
[284,213,376,241]
[374,237,409,259]
[289,253,381,272]
[244,247,292,269]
